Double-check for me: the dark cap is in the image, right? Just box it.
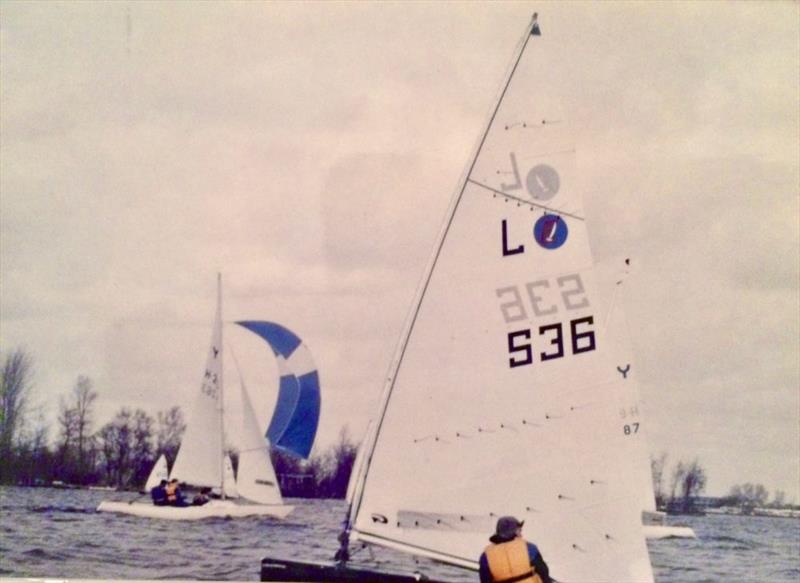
[495,516,524,538]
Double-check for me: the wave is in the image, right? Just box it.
[22,547,71,561]
[29,505,95,514]
[705,534,761,551]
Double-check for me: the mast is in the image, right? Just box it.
[218,272,226,500]
[341,13,541,557]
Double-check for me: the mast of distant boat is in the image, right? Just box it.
[218,272,226,500]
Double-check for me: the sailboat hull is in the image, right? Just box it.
[97,499,293,520]
[643,525,696,539]
[260,558,451,583]
[642,510,697,539]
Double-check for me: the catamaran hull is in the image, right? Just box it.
[260,558,450,582]
[97,500,293,520]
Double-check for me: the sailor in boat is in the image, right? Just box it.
[150,479,168,506]
[479,516,551,583]
[192,487,211,506]
[165,478,189,507]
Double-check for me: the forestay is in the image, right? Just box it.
[348,16,654,583]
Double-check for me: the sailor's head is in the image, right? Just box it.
[169,478,179,484]
[160,479,168,486]
[495,516,524,538]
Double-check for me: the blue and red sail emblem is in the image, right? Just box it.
[533,214,568,250]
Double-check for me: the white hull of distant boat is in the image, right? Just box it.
[97,499,293,521]
[642,510,696,539]
[643,524,697,539]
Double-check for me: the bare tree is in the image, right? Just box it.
[12,409,50,485]
[97,409,132,488]
[751,483,769,507]
[650,452,668,509]
[318,426,358,498]
[0,348,34,482]
[72,376,97,484]
[679,459,707,512]
[131,409,154,486]
[771,490,787,508]
[97,408,155,489]
[156,406,185,471]
[669,460,686,504]
[728,482,769,512]
[56,397,78,479]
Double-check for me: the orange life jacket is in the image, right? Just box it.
[484,538,542,583]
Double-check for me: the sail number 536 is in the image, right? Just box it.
[508,317,596,368]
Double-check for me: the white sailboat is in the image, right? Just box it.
[97,275,293,520]
[263,13,670,582]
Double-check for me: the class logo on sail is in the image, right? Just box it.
[534,214,568,249]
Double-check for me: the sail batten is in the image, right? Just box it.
[466,178,586,221]
[348,15,654,582]
[352,530,479,571]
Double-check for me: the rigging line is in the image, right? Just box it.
[217,273,226,499]
[226,341,250,449]
[470,178,585,221]
[349,16,540,528]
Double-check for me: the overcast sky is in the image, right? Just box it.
[1,1,798,500]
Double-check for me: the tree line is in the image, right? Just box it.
[3,346,792,506]
[0,347,356,497]
[650,452,794,513]
[719,482,791,512]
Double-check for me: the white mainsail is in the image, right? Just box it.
[347,15,654,583]
[170,274,226,492]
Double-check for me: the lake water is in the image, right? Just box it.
[1,486,798,582]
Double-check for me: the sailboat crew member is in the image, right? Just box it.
[151,479,168,506]
[165,478,188,507]
[479,516,551,583]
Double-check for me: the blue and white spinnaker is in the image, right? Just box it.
[236,321,320,459]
